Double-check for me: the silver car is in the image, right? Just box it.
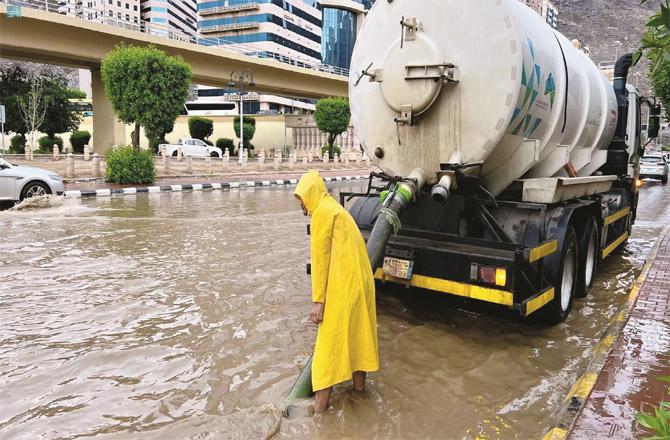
[640,154,669,185]
[0,157,65,202]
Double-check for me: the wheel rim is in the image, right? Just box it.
[584,230,597,288]
[561,248,575,311]
[25,185,46,198]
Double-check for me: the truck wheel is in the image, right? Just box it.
[541,227,578,324]
[576,218,598,298]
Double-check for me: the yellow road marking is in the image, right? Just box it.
[542,427,568,440]
[604,207,630,226]
[525,288,555,315]
[595,335,616,354]
[602,231,629,258]
[374,269,514,306]
[565,372,598,402]
[529,240,558,262]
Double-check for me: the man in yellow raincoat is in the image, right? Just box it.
[294,171,379,412]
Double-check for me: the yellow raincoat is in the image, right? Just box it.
[294,171,379,391]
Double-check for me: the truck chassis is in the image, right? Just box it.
[344,171,637,324]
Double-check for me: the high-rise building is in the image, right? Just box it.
[519,0,558,29]
[141,0,198,38]
[520,0,543,14]
[321,0,373,70]
[57,0,141,23]
[197,0,323,63]
[542,0,559,30]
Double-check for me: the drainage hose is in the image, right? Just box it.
[282,170,425,417]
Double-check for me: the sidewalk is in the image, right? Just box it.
[3,155,374,188]
[569,227,670,439]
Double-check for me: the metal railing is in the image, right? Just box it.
[3,0,350,78]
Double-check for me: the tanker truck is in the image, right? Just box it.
[344,0,663,324]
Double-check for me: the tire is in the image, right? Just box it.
[210,152,220,158]
[576,218,598,298]
[172,151,178,157]
[20,181,50,201]
[540,227,578,324]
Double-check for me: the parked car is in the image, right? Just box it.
[0,157,65,202]
[640,154,669,185]
[159,139,222,158]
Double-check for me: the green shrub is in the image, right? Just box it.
[216,137,235,152]
[105,145,156,184]
[188,117,214,141]
[70,130,91,154]
[10,134,25,154]
[233,116,256,151]
[38,136,63,153]
[322,145,341,157]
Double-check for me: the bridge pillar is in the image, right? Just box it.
[92,69,126,153]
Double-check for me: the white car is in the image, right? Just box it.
[0,157,65,202]
[159,139,223,158]
[640,154,669,185]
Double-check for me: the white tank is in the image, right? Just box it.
[349,0,618,195]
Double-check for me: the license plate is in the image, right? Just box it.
[382,257,414,280]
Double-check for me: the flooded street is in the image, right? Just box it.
[1,182,669,440]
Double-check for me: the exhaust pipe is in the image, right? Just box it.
[612,53,633,147]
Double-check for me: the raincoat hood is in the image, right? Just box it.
[294,171,328,216]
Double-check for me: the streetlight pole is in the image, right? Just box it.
[228,68,255,164]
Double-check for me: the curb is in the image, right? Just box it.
[63,175,368,198]
[542,224,670,440]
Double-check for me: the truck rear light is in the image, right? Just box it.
[471,264,507,287]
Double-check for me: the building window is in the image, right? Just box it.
[125,3,128,8]
[108,10,112,16]
[117,1,120,6]
[133,5,137,10]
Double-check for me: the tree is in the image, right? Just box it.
[40,75,83,139]
[188,117,214,142]
[67,89,87,99]
[101,44,191,149]
[649,54,670,121]
[0,67,82,142]
[636,1,670,70]
[314,98,350,159]
[0,66,32,139]
[17,79,48,152]
[233,116,256,152]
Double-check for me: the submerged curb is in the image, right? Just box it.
[63,175,368,198]
[541,224,670,440]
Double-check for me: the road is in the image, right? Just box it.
[0,181,668,439]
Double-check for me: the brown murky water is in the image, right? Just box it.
[1,182,669,440]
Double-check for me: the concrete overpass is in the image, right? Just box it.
[0,4,349,151]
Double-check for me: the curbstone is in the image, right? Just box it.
[62,174,372,200]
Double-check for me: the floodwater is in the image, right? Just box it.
[1,182,669,440]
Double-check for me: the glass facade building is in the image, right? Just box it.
[320,0,373,69]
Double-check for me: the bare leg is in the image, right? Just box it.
[313,387,333,413]
[353,371,366,392]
